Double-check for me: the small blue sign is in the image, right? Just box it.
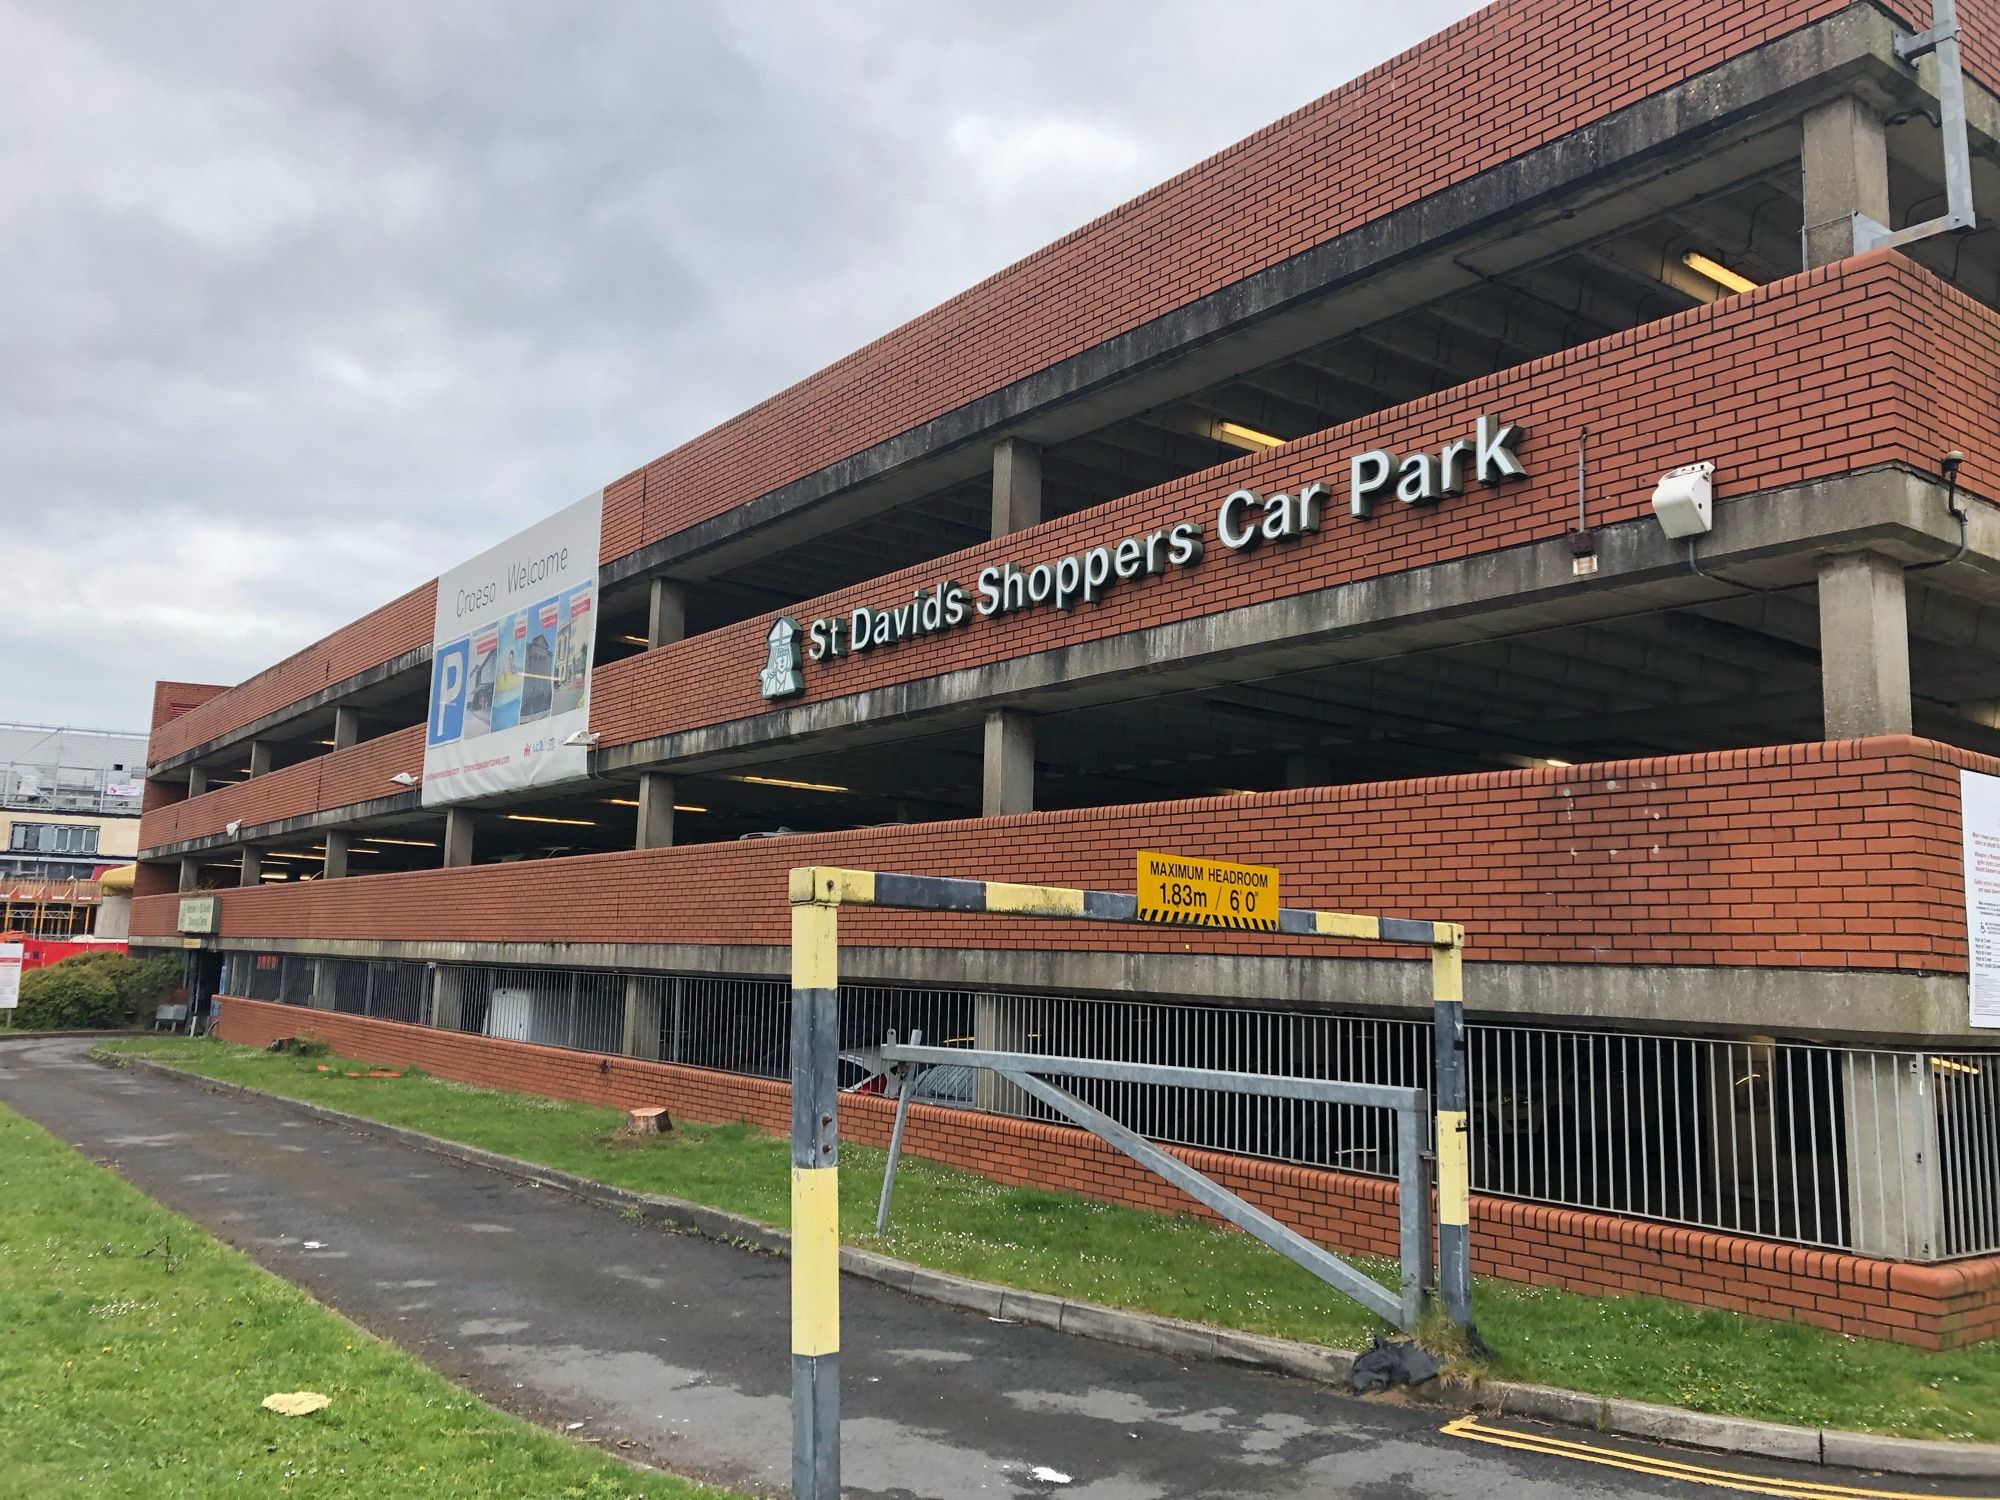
[428,637,470,746]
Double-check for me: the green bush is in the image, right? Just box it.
[8,954,179,1031]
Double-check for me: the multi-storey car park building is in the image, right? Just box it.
[136,0,2000,1345]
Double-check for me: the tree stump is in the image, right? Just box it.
[619,1106,672,1137]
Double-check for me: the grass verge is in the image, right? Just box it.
[0,1098,735,1498]
[100,1036,2000,1444]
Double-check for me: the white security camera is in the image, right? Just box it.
[1652,463,1715,539]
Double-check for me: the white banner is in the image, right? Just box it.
[1961,769,2000,1029]
[0,943,21,1009]
[422,492,602,808]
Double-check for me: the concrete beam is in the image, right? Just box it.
[442,808,475,869]
[636,771,676,850]
[648,577,688,649]
[991,439,1042,537]
[983,710,1035,817]
[1800,93,1890,266]
[185,933,1981,1044]
[1818,549,1913,737]
[323,829,351,881]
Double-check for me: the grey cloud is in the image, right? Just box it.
[0,0,1475,730]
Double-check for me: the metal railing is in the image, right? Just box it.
[220,951,2000,1261]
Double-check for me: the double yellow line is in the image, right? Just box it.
[1440,1416,1997,1499]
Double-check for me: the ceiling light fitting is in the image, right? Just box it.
[732,774,850,794]
[1211,420,1284,452]
[1680,252,1757,295]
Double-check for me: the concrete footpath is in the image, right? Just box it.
[0,1036,1990,1500]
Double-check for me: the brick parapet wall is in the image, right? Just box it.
[145,256,2000,837]
[134,736,1980,977]
[147,582,436,767]
[593,255,2000,751]
[210,996,2000,1347]
[139,726,424,852]
[144,2,2000,766]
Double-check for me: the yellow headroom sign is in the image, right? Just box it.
[1136,852,1280,931]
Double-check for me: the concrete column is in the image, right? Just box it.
[1818,550,1912,738]
[636,771,676,849]
[442,807,476,868]
[238,847,262,886]
[430,966,469,1031]
[648,577,688,648]
[177,857,200,893]
[187,765,209,797]
[1801,95,1890,267]
[1284,752,1333,789]
[991,438,1043,537]
[1843,1052,1945,1260]
[323,829,350,880]
[309,958,336,1012]
[982,709,1035,817]
[332,705,363,750]
[247,740,273,778]
[972,993,1039,1114]
[622,975,665,1060]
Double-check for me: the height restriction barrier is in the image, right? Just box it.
[786,859,1474,1500]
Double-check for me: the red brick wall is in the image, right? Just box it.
[140,727,425,851]
[147,583,436,767]
[146,254,2000,823]
[210,995,2000,1347]
[135,735,1975,976]
[150,681,228,730]
[145,2,1996,764]
[596,255,2000,750]
[595,0,1897,559]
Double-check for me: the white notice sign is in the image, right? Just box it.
[0,943,21,1010]
[1961,769,2000,1028]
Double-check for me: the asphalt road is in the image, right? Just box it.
[0,1035,1989,1500]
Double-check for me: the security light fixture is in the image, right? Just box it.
[1651,462,1715,539]
[732,774,850,794]
[561,729,600,747]
[389,771,420,788]
[1680,252,1757,295]
[1211,420,1284,452]
[225,819,242,837]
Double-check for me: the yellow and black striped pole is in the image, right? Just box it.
[788,867,848,1500]
[1431,924,1474,1332]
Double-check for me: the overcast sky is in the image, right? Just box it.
[1,1,1477,735]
